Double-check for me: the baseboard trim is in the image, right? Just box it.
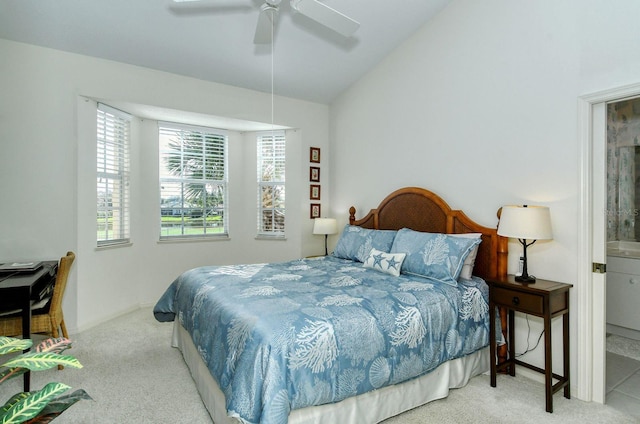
[607,324,640,341]
[70,304,148,335]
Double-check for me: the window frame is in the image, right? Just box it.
[158,121,229,240]
[96,103,131,247]
[257,130,286,238]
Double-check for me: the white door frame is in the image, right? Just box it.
[578,82,640,403]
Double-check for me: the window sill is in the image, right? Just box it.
[95,242,133,251]
[255,235,287,241]
[158,235,230,244]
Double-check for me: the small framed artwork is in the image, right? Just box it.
[310,184,321,200]
[310,147,321,163]
[310,203,321,219]
[310,166,320,182]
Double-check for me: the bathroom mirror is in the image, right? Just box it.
[607,97,640,242]
[612,146,640,241]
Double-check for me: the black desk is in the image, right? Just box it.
[0,261,57,391]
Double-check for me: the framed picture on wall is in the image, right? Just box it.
[310,203,321,219]
[310,166,320,182]
[310,184,321,200]
[310,147,321,163]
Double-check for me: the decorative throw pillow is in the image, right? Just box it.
[390,228,481,286]
[363,248,406,277]
[332,225,397,262]
[450,233,482,280]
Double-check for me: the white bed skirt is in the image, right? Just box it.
[173,321,489,424]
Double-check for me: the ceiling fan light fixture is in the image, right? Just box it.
[254,4,279,44]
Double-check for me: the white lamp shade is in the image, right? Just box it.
[313,218,338,235]
[497,205,553,240]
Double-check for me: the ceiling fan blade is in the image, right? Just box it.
[170,0,246,7]
[290,0,360,37]
[254,4,278,44]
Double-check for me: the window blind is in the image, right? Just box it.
[257,131,286,236]
[159,122,228,239]
[97,103,131,246]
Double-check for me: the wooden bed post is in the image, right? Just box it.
[496,207,509,367]
[349,206,356,225]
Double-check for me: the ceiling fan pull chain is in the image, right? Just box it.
[271,6,275,132]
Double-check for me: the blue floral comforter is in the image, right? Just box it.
[153,256,491,424]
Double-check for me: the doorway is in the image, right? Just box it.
[578,82,640,405]
[603,97,640,415]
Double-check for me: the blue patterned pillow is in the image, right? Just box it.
[390,228,482,286]
[363,248,406,277]
[332,225,397,262]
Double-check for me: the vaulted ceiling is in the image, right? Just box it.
[0,0,451,104]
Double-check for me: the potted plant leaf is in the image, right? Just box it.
[0,336,91,423]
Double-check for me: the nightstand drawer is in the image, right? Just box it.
[492,287,543,314]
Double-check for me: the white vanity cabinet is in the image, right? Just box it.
[607,255,640,338]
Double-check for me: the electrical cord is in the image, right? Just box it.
[515,314,545,357]
[0,271,19,283]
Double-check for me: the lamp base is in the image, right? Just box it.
[515,274,536,284]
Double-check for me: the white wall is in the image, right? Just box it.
[5,0,640,397]
[328,0,640,396]
[0,39,329,332]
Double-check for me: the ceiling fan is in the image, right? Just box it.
[171,0,360,44]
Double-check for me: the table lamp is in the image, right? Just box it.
[497,205,553,283]
[313,218,338,256]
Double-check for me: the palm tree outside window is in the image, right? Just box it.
[159,122,228,239]
[257,131,286,237]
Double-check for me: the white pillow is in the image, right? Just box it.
[363,248,406,277]
[450,233,482,280]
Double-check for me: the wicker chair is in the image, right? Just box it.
[0,251,75,342]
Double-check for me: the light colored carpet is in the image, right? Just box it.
[1,307,636,423]
[1,307,211,423]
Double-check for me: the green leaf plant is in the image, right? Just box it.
[0,336,91,423]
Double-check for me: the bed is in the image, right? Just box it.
[154,186,508,424]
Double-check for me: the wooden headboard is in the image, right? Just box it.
[349,187,508,281]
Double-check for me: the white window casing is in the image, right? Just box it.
[257,131,286,237]
[97,103,131,247]
[159,122,228,240]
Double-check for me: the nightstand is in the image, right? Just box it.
[487,275,572,413]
